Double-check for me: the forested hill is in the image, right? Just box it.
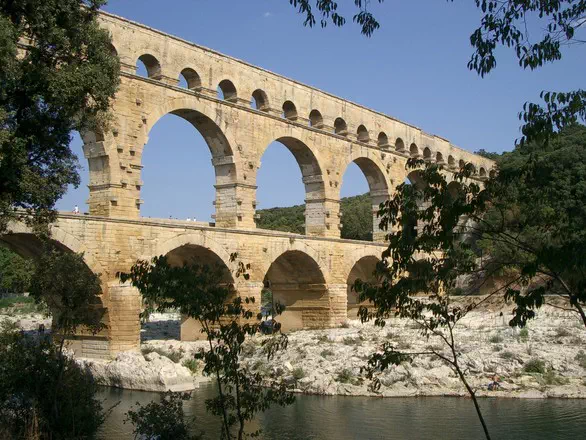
[255,193,373,241]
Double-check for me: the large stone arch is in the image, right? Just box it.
[151,231,235,272]
[256,132,330,237]
[0,222,115,357]
[137,97,247,227]
[263,249,329,332]
[339,151,391,242]
[143,97,238,162]
[1,221,103,277]
[152,233,237,341]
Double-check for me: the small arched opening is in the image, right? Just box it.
[410,143,420,158]
[347,256,379,319]
[423,147,432,161]
[251,89,270,112]
[334,117,348,136]
[136,54,161,79]
[217,79,238,102]
[263,250,327,332]
[309,109,324,128]
[395,138,405,152]
[436,152,444,164]
[479,167,487,178]
[357,125,370,143]
[282,101,298,120]
[448,155,456,169]
[404,170,427,238]
[459,159,466,170]
[377,132,389,148]
[179,68,201,90]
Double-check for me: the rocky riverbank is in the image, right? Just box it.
[2,305,586,398]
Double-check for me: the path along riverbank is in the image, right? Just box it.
[2,300,586,399]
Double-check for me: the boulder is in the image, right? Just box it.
[78,351,196,392]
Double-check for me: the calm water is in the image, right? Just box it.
[98,384,585,439]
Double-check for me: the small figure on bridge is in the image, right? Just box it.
[73,205,80,214]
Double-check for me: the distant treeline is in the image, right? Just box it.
[255,193,373,241]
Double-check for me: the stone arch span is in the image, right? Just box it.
[0,226,113,356]
[156,237,236,341]
[139,98,246,227]
[339,153,391,242]
[257,135,328,237]
[263,250,329,332]
[152,232,235,273]
[1,223,103,277]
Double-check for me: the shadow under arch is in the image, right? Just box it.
[156,241,235,342]
[256,136,326,236]
[339,155,390,242]
[0,231,109,354]
[263,250,328,332]
[346,255,379,319]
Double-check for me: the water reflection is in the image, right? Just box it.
[98,384,586,439]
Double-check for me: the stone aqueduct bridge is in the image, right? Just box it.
[2,12,494,358]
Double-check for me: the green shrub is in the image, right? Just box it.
[574,350,586,369]
[555,327,571,338]
[182,358,201,375]
[336,368,354,384]
[500,351,515,360]
[321,349,334,358]
[489,334,504,344]
[292,367,306,381]
[518,328,529,341]
[541,368,569,386]
[0,322,105,439]
[316,334,332,343]
[343,336,361,346]
[126,392,201,440]
[523,358,546,374]
[492,344,503,352]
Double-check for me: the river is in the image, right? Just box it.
[98,384,585,439]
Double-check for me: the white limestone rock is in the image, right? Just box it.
[79,351,196,392]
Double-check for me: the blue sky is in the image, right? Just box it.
[57,0,585,220]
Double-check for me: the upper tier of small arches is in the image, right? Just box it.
[109,12,494,179]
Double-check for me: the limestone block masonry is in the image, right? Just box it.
[2,12,494,358]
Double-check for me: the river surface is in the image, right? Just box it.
[98,384,585,439]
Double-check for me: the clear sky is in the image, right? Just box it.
[56,0,585,220]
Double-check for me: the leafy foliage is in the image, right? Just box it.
[0,0,119,233]
[354,158,492,439]
[288,0,385,36]
[256,193,372,240]
[0,321,106,439]
[287,1,585,145]
[477,124,586,328]
[126,392,202,440]
[120,254,294,440]
[29,244,105,338]
[0,246,34,294]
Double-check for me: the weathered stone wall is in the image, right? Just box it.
[86,11,494,239]
[3,214,387,357]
